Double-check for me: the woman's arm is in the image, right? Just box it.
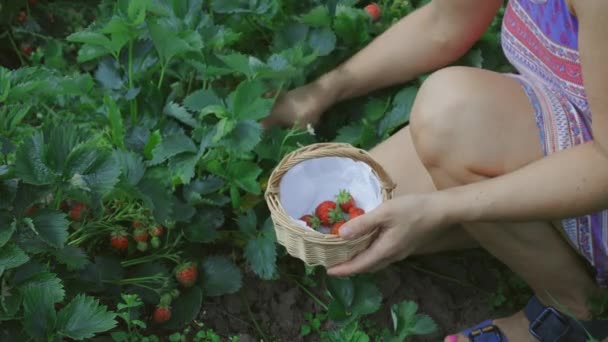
[264,0,502,128]
[436,1,608,225]
[318,0,503,102]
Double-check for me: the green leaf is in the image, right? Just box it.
[300,5,331,27]
[56,294,118,340]
[66,31,113,50]
[183,89,222,112]
[211,0,276,14]
[183,208,224,243]
[66,146,121,194]
[137,174,173,223]
[326,277,354,309]
[77,45,111,63]
[244,220,276,280]
[105,96,125,148]
[333,5,370,47]
[220,120,263,153]
[350,279,382,317]
[0,215,15,248]
[308,28,336,56]
[229,80,273,120]
[148,18,193,63]
[162,287,202,330]
[144,130,162,159]
[31,209,69,248]
[229,161,262,194]
[164,102,197,128]
[335,124,363,145]
[15,133,56,185]
[201,256,242,296]
[21,281,58,340]
[114,150,145,185]
[54,246,90,271]
[19,272,65,304]
[0,244,29,270]
[149,133,197,165]
[96,59,124,90]
[168,153,199,185]
[128,0,149,24]
[378,86,417,136]
[390,301,437,339]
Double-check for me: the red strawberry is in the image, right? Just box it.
[299,214,321,229]
[20,45,33,56]
[150,225,164,237]
[348,207,365,220]
[336,190,356,212]
[25,204,39,216]
[69,203,87,221]
[364,3,381,21]
[133,228,149,242]
[132,221,144,229]
[315,201,339,226]
[153,305,171,323]
[110,232,129,251]
[330,221,346,235]
[175,262,198,287]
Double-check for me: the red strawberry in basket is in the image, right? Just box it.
[300,214,321,229]
[316,201,342,226]
[330,221,346,235]
[336,190,356,212]
[348,207,365,220]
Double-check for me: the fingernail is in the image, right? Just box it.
[445,335,458,342]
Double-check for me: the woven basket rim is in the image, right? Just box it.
[265,142,395,244]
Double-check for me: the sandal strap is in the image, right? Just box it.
[460,320,508,342]
[524,295,608,341]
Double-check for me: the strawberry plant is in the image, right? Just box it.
[0,0,510,340]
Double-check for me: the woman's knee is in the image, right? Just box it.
[409,67,479,168]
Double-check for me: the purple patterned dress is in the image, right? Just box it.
[501,0,607,287]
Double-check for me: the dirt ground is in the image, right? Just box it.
[201,249,521,341]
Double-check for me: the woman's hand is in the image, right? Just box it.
[327,194,447,277]
[262,80,336,129]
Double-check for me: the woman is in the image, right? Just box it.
[265,0,608,341]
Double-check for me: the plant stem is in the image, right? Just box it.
[406,262,489,294]
[128,41,137,124]
[157,62,168,89]
[288,275,328,311]
[7,31,25,66]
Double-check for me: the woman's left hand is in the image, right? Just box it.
[327,194,447,277]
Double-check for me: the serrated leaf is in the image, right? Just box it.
[308,28,336,56]
[326,277,354,309]
[230,161,262,194]
[56,294,117,340]
[218,53,253,77]
[67,146,121,194]
[137,175,173,223]
[66,31,113,49]
[390,300,437,339]
[105,96,125,148]
[221,120,263,152]
[351,279,382,317]
[333,5,369,47]
[31,209,69,248]
[144,130,162,159]
[244,221,276,280]
[54,246,90,271]
[229,80,272,120]
[128,0,148,24]
[0,215,15,248]
[335,124,363,145]
[168,152,199,185]
[201,256,242,296]
[149,133,197,165]
[162,286,202,330]
[148,18,193,63]
[15,133,57,185]
[21,281,58,340]
[164,102,197,128]
[183,208,224,243]
[96,59,124,90]
[0,244,29,270]
[378,86,417,136]
[183,89,222,112]
[113,150,145,185]
[19,273,65,304]
[300,5,331,27]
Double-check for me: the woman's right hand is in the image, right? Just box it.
[262,80,337,129]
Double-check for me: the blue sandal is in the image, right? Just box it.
[458,295,608,341]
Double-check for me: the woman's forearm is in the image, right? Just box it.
[316,0,502,102]
[437,141,608,224]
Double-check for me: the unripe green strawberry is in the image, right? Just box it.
[150,236,161,248]
[136,241,148,252]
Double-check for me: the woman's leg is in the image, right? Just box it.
[370,66,599,340]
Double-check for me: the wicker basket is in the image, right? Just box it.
[265,142,396,267]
